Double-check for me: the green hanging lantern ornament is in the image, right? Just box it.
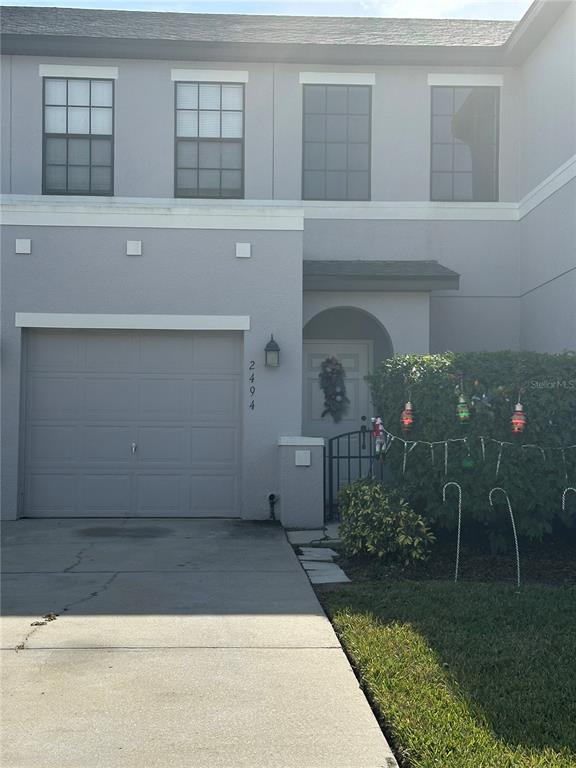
[457,394,470,423]
[455,373,470,423]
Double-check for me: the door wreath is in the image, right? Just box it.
[319,356,350,422]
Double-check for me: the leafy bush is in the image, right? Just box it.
[339,478,435,564]
[367,351,576,545]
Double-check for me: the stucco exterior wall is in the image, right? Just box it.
[0,225,304,520]
[1,54,519,202]
[519,179,576,352]
[0,56,275,199]
[517,2,576,197]
[304,217,520,352]
[303,291,430,356]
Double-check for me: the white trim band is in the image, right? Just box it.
[278,437,325,447]
[171,69,249,82]
[304,200,518,221]
[299,72,376,85]
[39,64,119,79]
[0,198,304,231]
[427,73,504,87]
[15,313,251,331]
[518,154,576,219]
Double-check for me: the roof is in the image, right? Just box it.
[303,260,460,292]
[0,3,568,65]
[0,7,515,47]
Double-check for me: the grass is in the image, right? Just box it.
[321,581,576,768]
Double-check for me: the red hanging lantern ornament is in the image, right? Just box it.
[401,401,414,433]
[511,401,527,435]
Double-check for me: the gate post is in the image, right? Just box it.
[277,437,325,529]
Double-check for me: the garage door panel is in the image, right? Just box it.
[28,376,81,419]
[84,333,139,372]
[191,427,238,464]
[84,378,136,418]
[190,474,238,516]
[136,427,188,464]
[135,474,186,515]
[193,334,242,372]
[192,379,240,421]
[24,329,241,518]
[27,331,81,371]
[82,475,131,515]
[29,425,79,462]
[83,425,134,463]
[139,333,196,373]
[27,474,78,515]
[137,378,188,419]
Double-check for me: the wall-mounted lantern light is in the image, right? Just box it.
[264,335,280,368]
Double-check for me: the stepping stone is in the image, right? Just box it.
[308,566,350,584]
[300,561,350,583]
[299,547,339,561]
[300,560,333,570]
[286,530,325,545]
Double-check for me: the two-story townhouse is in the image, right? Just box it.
[1,2,575,525]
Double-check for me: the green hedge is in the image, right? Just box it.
[367,351,576,544]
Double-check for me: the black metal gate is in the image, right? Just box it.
[325,425,386,521]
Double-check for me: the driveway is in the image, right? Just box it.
[1,519,397,768]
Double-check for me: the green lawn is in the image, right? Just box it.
[321,582,576,768]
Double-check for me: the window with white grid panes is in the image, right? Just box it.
[43,78,114,195]
[175,82,244,198]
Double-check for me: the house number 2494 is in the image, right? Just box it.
[248,361,256,410]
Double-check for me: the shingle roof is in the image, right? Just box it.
[0,6,516,47]
[304,260,459,278]
[303,260,460,291]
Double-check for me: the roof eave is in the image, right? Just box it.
[303,275,460,292]
[0,34,511,66]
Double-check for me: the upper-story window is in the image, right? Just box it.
[175,82,244,198]
[430,86,499,202]
[302,84,371,201]
[43,78,114,195]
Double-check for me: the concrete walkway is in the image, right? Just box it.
[1,519,397,768]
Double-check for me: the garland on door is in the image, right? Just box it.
[319,356,350,422]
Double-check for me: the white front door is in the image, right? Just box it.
[302,340,373,440]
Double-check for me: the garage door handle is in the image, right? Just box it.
[131,442,137,455]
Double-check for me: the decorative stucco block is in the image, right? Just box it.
[126,240,142,256]
[15,239,31,254]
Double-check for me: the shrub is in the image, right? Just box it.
[339,478,435,565]
[367,351,576,545]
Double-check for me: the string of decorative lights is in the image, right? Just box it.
[371,421,576,477]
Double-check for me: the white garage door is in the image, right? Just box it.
[23,329,242,518]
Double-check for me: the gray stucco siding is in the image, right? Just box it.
[1,225,304,520]
[518,2,576,197]
[1,55,520,202]
[519,178,576,352]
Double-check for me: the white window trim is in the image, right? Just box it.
[299,72,375,85]
[39,65,119,79]
[171,69,249,83]
[427,73,503,87]
[15,313,251,331]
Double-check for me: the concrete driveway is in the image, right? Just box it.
[1,519,396,768]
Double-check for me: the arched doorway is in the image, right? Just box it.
[302,307,393,439]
